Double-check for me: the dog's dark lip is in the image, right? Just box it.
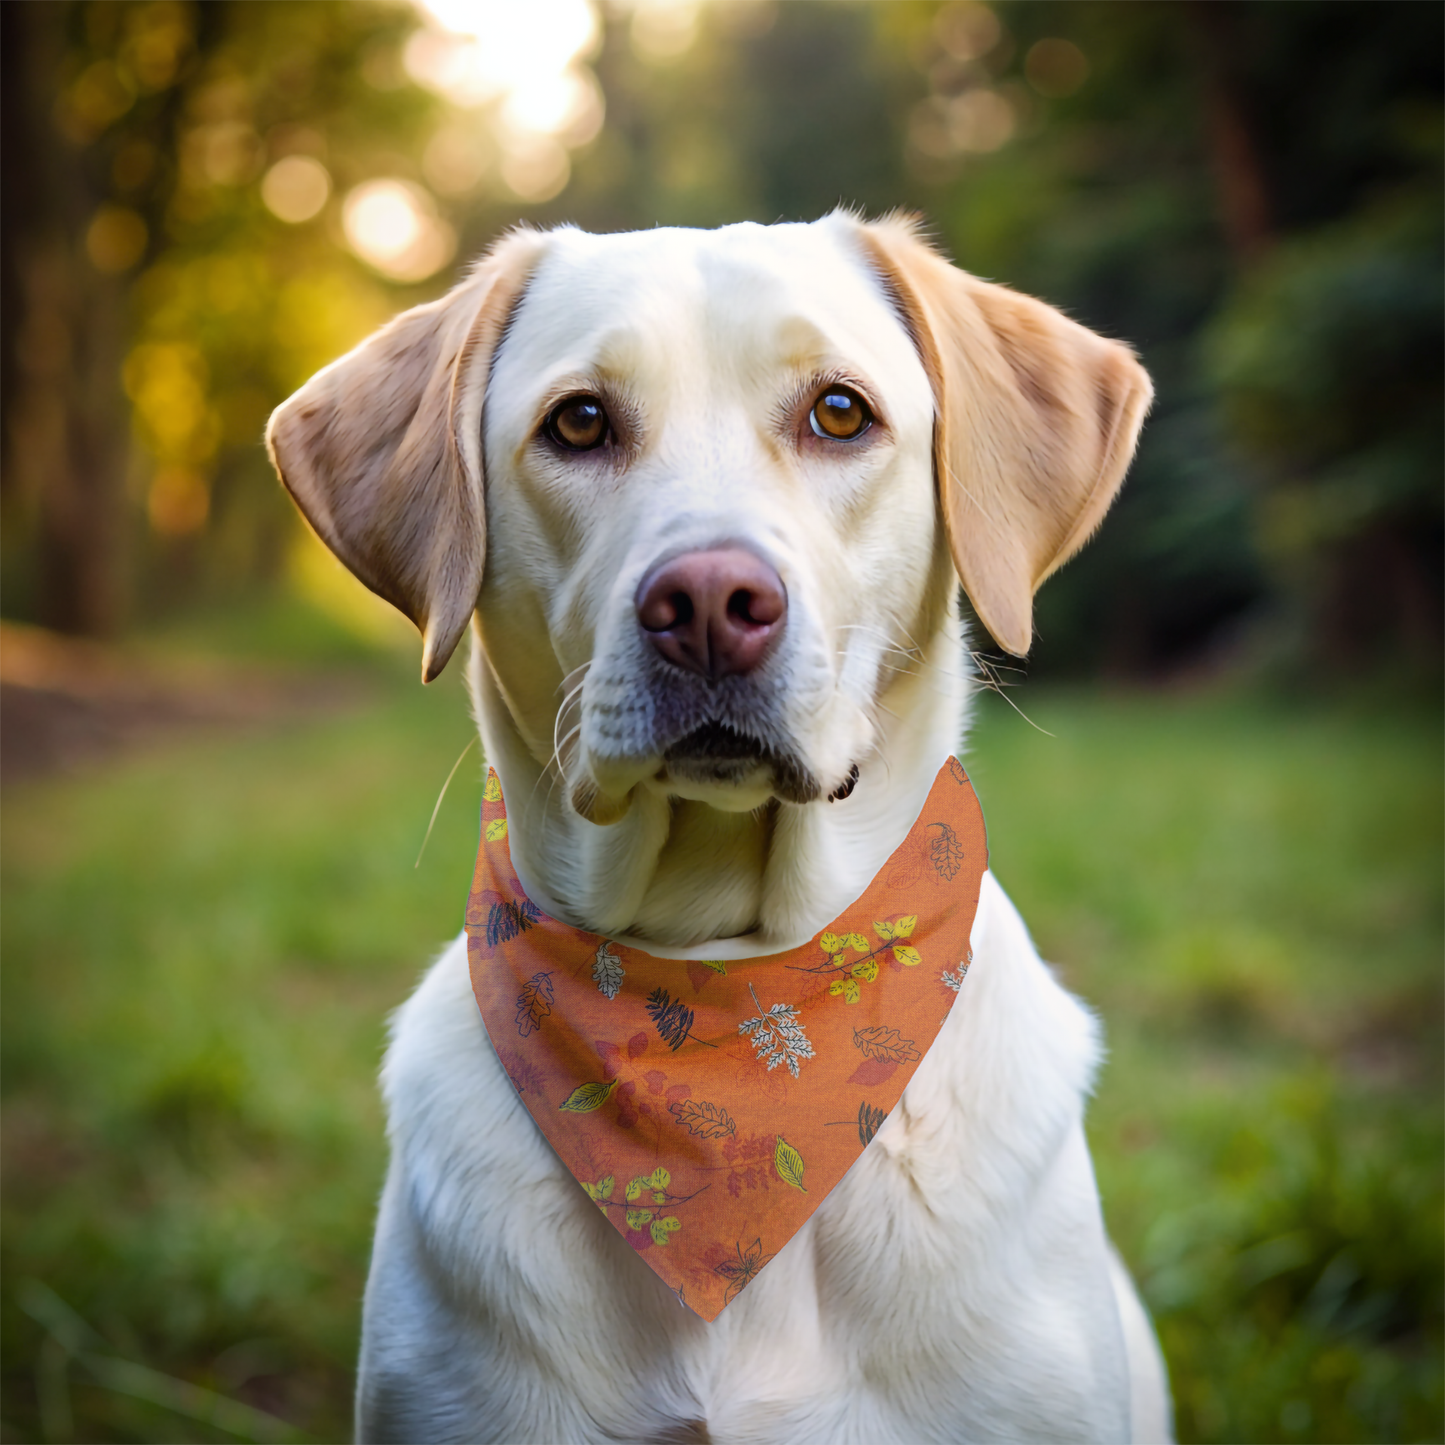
[664,721,771,765]
[661,722,821,804]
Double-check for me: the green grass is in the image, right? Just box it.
[2,666,1440,1442]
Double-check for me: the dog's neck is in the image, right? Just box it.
[467,609,972,960]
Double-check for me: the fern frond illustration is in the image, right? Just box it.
[593,941,625,1000]
[487,896,542,948]
[738,984,815,1078]
[858,1101,887,1146]
[515,971,553,1037]
[646,987,699,1051]
[941,949,973,993]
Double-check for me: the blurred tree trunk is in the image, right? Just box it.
[2,0,129,636]
[1189,2,1275,265]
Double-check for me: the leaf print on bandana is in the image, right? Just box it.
[582,1175,614,1207]
[515,971,554,1036]
[593,941,625,1000]
[928,821,963,880]
[558,1079,618,1113]
[670,1099,737,1140]
[488,896,542,948]
[941,955,971,991]
[485,818,509,842]
[774,1136,807,1192]
[738,984,814,1078]
[647,987,699,1051]
[801,915,922,1002]
[714,1238,774,1304]
[852,1025,920,1064]
[483,771,503,802]
[858,1101,887,1146]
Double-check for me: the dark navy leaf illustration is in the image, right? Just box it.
[646,987,695,1052]
[857,1101,887,1146]
[488,896,543,948]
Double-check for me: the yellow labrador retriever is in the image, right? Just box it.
[268,213,1171,1444]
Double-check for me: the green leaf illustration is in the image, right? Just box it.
[558,1079,618,1113]
[775,1135,807,1192]
[649,1215,682,1246]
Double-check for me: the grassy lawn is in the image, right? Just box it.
[2,644,1440,1442]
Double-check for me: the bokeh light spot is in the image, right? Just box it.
[1025,38,1090,99]
[341,179,457,283]
[86,206,148,273]
[261,155,332,224]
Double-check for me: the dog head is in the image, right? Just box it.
[268,215,1150,824]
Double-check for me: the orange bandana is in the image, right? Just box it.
[466,758,988,1320]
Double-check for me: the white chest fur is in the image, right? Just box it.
[358,874,1148,1444]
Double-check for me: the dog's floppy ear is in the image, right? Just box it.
[855,215,1152,657]
[266,229,545,681]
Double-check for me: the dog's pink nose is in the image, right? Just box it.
[636,548,786,679]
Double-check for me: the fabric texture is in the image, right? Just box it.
[466,758,988,1320]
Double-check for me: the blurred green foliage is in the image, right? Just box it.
[2,636,1439,1441]
[2,0,1440,676]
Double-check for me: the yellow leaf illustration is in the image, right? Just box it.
[851,960,879,982]
[652,1190,667,1204]
[650,1216,681,1246]
[845,932,869,951]
[873,919,895,942]
[582,1175,614,1204]
[894,945,922,967]
[625,1177,646,1201]
[485,818,508,841]
[483,773,502,802]
[648,1166,671,1191]
[625,1208,654,1230]
[892,915,918,939]
[819,931,841,954]
[775,1135,807,1191]
[558,1079,617,1113]
[697,959,727,975]
[829,977,861,1003]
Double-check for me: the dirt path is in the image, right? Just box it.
[0,622,375,785]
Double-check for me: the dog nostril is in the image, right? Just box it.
[671,592,694,627]
[729,586,783,627]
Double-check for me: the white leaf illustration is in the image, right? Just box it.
[737,984,815,1079]
[593,941,624,1000]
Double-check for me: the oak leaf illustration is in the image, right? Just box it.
[947,755,968,787]
[670,1099,737,1139]
[928,821,964,880]
[558,1079,617,1113]
[852,1025,920,1064]
[515,971,554,1036]
[592,941,624,1000]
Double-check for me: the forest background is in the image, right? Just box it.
[2,2,1440,1443]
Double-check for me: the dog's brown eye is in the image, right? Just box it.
[544,395,610,451]
[810,387,871,441]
